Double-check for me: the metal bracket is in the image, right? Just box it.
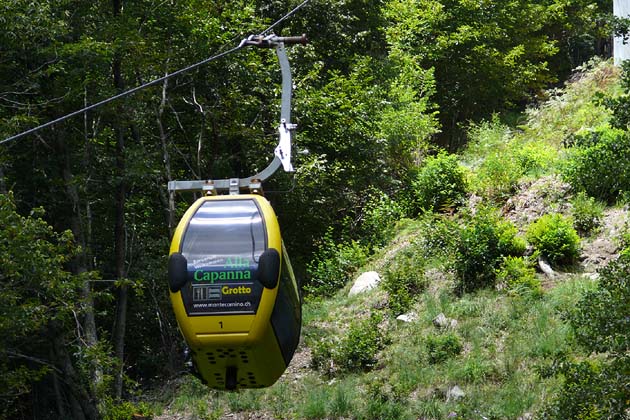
[168,34,305,195]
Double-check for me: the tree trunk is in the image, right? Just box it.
[111,0,128,399]
[0,163,6,194]
[157,76,176,235]
[55,134,102,398]
[50,323,99,420]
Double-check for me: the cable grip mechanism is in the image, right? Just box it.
[168,34,307,195]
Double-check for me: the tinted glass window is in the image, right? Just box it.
[179,199,267,316]
[182,199,267,271]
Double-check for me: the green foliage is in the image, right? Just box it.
[524,59,618,148]
[412,151,468,213]
[337,312,386,372]
[383,250,427,315]
[526,214,580,266]
[558,64,630,208]
[359,188,405,249]
[283,52,434,261]
[465,119,559,202]
[599,60,630,130]
[306,230,369,296]
[452,208,525,294]
[464,120,522,200]
[379,53,439,174]
[543,254,630,418]
[563,127,630,204]
[425,333,463,364]
[496,256,542,297]
[311,312,385,374]
[572,254,630,355]
[570,191,604,235]
[361,378,407,420]
[100,397,153,420]
[0,193,98,418]
[542,358,630,420]
[413,212,460,261]
[383,0,608,147]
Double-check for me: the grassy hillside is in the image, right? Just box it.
[148,59,628,420]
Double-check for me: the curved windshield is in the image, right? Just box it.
[179,199,268,316]
[182,199,267,271]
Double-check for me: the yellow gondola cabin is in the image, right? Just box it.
[168,194,301,390]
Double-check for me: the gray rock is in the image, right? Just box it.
[433,313,449,328]
[447,385,465,401]
[396,312,418,323]
[538,257,555,278]
[433,313,458,329]
[348,271,381,296]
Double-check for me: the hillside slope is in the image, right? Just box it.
[154,60,627,420]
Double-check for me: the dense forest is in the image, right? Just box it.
[1,1,629,419]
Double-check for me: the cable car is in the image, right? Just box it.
[168,194,300,389]
[167,34,306,390]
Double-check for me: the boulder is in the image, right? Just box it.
[447,385,465,401]
[396,312,418,323]
[348,271,381,296]
[433,313,450,328]
[538,257,555,278]
[433,313,459,330]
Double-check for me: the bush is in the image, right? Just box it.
[362,378,407,420]
[359,188,405,248]
[526,214,580,266]
[414,212,459,260]
[383,250,427,315]
[496,256,542,297]
[452,208,526,294]
[571,253,630,355]
[338,313,385,372]
[543,253,630,418]
[563,127,630,204]
[570,191,604,236]
[100,397,152,420]
[425,333,463,363]
[465,119,559,202]
[306,230,369,296]
[311,313,386,374]
[413,151,468,213]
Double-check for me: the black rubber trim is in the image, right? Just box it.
[257,248,280,289]
[168,252,188,292]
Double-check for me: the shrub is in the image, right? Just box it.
[543,253,630,418]
[425,333,463,363]
[338,312,385,372]
[452,208,526,294]
[383,250,427,315]
[496,256,542,297]
[414,212,459,260]
[311,312,386,374]
[572,253,630,355]
[465,119,559,202]
[562,127,630,204]
[359,188,405,248]
[413,151,468,213]
[100,397,152,420]
[570,191,604,236]
[362,378,407,420]
[473,150,523,202]
[306,230,369,296]
[526,214,580,266]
